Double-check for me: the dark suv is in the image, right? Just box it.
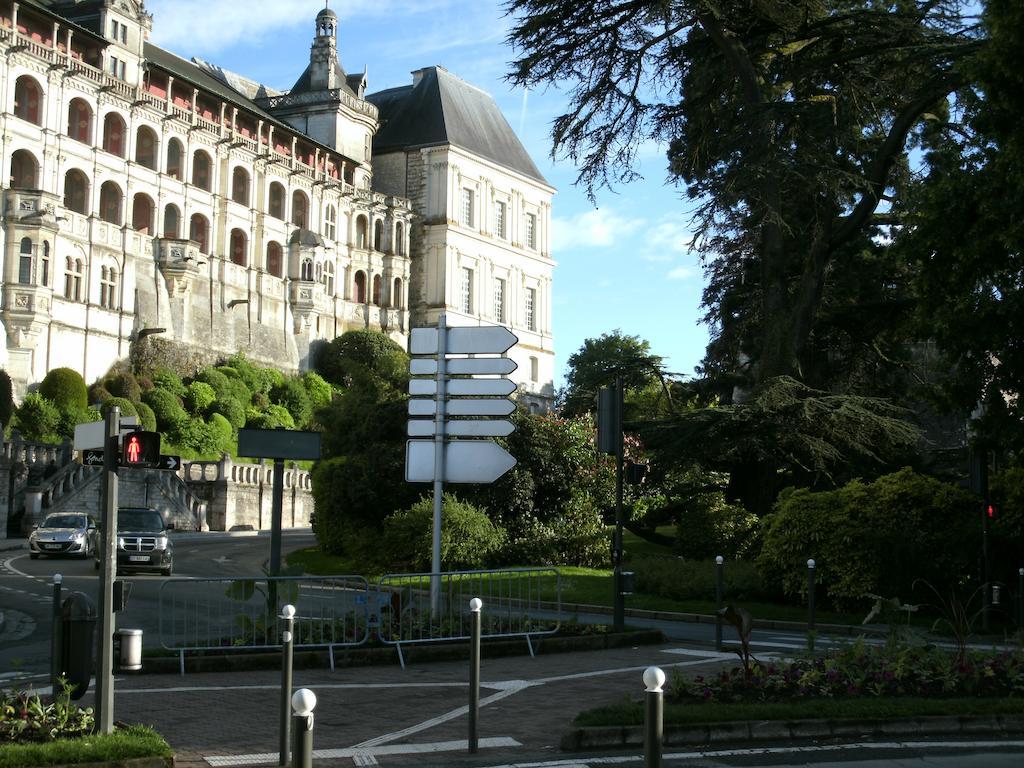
[94,507,174,575]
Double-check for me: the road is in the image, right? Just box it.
[0,529,316,677]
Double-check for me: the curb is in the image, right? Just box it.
[32,757,171,768]
[561,713,1024,750]
[139,629,666,674]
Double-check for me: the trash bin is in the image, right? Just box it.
[620,571,636,595]
[60,592,96,700]
[117,628,143,672]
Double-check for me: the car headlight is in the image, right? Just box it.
[117,536,126,548]
[154,535,169,550]
[29,531,38,541]
[71,532,85,542]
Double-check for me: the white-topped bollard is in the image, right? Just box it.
[279,604,296,767]
[291,688,316,768]
[643,666,665,768]
[468,597,483,753]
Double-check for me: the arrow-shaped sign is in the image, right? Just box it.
[405,440,517,483]
[410,357,519,376]
[409,379,517,397]
[160,455,182,471]
[410,326,518,355]
[408,398,516,417]
[407,419,516,438]
[82,449,105,466]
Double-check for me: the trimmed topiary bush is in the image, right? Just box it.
[247,404,295,430]
[270,378,311,427]
[100,397,138,419]
[758,468,977,610]
[208,412,233,451]
[38,367,88,415]
[135,401,157,432]
[142,388,186,431]
[302,371,332,411]
[208,397,245,430]
[184,381,216,415]
[88,383,113,406]
[170,416,222,455]
[378,494,505,571]
[12,394,63,443]
[195,368,230,399]
[104,371,141,403]
[151,368,187,398]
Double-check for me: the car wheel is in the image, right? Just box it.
[161,564,173,576]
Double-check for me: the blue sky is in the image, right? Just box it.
[146,0,710,387]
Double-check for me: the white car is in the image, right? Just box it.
[28,513,98,559]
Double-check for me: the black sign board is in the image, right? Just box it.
[82,449,105,466]
[160,455,182,471]
[237,428,321,461]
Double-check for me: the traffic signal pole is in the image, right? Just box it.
[95,406,119,734]
[613,376,625,633]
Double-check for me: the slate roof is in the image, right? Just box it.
[289,60,357,99]
[367,67,548,186]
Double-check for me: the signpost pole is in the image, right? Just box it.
[269,455,285,614]
[95,407,119,734]
[613,376,625,633]
[431,313,448,617]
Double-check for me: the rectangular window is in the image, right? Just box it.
[526,213,537,249]
[461,267,473,314]
[530,356,539,383]
[109,57,125,79]
[495,201,507,239]
[461,189,474,228]
[19,255,33,284]
[525,287,536,331]
[493,278,506,323]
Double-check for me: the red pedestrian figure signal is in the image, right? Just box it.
[121,431,160,467]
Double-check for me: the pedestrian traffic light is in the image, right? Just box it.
[121,431,160,467]
[987,503,997,519]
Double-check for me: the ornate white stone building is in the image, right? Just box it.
[0,0,555,407]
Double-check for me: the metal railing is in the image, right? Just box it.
[159,575,369,673]
[377,568,562,666]
[157,568,562,672]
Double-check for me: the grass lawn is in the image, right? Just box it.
[576,696,1024,727]
[0,725,171,768]
[285,545,868,626]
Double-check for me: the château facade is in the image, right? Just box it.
[0,0,554,408]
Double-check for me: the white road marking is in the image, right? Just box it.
[205,736,521,766]
[659,648,733,658]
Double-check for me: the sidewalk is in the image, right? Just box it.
[98,641,731,767]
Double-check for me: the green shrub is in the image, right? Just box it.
[314,328,406,387]
[100,397,137,419]
[634,556,778,603]
[104,371,141,403]
[251,391,270,409]
[135,401,157,432]
[247,404,294,430]
[0,369,13,430]
[378,494,506,571]
[302,371,332,410]
[226,353,275,395]
[38,368,87,415]
[758,468,977,610]
[208,412,233,451]
[271,378,312,427]
[12,394,62,442]
[991,464,1024,587]
[170,416,222,455]
[152,368,187,398]
[88,383,112,406]
[195,368,230,398]
[675,496,760,561]
[184,381,216,415]
[142,388,186,431]
[208,397,245,430]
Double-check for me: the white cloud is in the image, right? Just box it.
[666,266,694,280]
[551,208,643,252]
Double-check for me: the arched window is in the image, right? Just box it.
[372,274,382,305]
[166,138,184,180]
[353,270,366,303]
[63,169,89,214]
[355,216,368,249]
[231,167,250,205]
[135,126,158,169]
[66,98,92,143]
[18,237,33,284]
[64,257,84,301]
[13,76,42,125]
[373,220,384,251]
[324,262,335,296]
[395,222,405,255]
[192,150,212,191]
[10,149,38,189]
[300,258,313,281]
[102,112,126,157]
[99,181,123,225]
[266,242,283,277]
[189,214,209,254]
[393,277,403,309]
[41,241,50,287]
[229,228,247,266]
[163,204,181,238]
[324,205,336,240]
[314,262,322,283]
[100,266,119,309]
[268,182,285,219]
[291,190,308,228]
[131,193,154,233]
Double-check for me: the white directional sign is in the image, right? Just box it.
[73,417,140,451]
[409,378,517,397]
[407,419,516,438]
[409,399,517,417]
[410,357,518,376]
[410,326,517,355]
[405,440,517,483]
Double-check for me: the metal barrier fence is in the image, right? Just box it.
[377,568,562,666]
[158,575,369,673]
[157,568,562,672]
